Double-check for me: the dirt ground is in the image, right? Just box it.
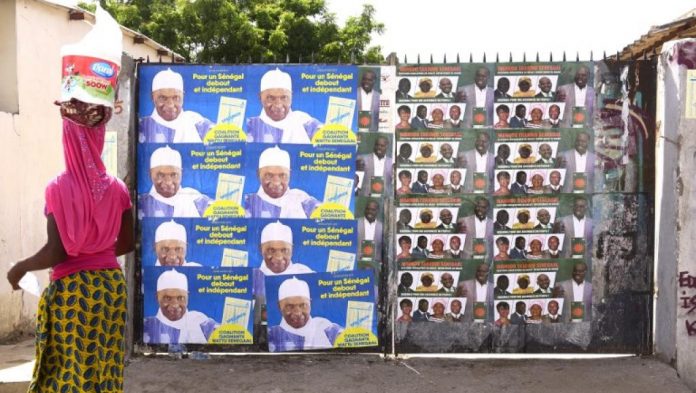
[123,354,693,393]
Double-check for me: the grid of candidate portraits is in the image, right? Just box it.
[394,63,596,342]
[137,64,379,351]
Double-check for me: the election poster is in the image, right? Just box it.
[137,143,246,219]
[137,63,373,350]
[492,62,594,129]
[142,267,254,345]
[377,66,397,133]
[355,196,385,268]
[394,60,597,353]
[356,132,394,197]
[357,66,396,133]
[141,218,248,268]
[243,143,356,220]
[397,259,489,322]
[395,129,485,194]
[265,270,378,352]
[492,255,591,323]
[396,63,494,129]
[138,64,359,145]
[247,218,358,274]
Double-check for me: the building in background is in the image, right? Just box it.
[0,0,181,340]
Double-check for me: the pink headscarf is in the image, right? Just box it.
[45,118,128,256]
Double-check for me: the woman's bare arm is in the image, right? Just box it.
[6,214,67,290]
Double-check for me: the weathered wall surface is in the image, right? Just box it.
[657,38,696,391]
[654,42,680,366]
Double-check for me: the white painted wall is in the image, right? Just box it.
[0,0,174,340]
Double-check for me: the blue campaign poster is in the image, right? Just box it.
[142,266,254,345]
[243,143,355,220]
[141,218,249,268]
[248,218,357,274]
[137,142,247,219]
[138,64,358,145]
[137,142,246,196]
[265,270,377,352]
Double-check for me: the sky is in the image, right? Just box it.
[327,0,695,61]
[56,0,694,61]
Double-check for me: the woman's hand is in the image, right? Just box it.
[7,263,26,291]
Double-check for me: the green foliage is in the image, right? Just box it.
[78,0,384,63]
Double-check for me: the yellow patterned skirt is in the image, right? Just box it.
[29,269,127,393]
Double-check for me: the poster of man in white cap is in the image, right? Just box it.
[243,144,355,219]
[243,145,319,218]
[265,271,377,352]
[138,146,212,218]
[143,267,255,344]
[139,67,215,143]
[267,276,344,351]
[249,218,357,274]
[138,64,358,145]
[246,67,324,144]
[141,218,249,267]
[153,220,201,266]
[143,269,220,344]
[258,221,313,275]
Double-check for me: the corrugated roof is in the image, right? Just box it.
[616,11,696,60]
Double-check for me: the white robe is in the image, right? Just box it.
[255,187,315,219]
[260,260,313,276]
[155,309,211,344]
[149,186,206,217]
[151,109,206,143]
[259,110,313,144]
[279,316,337,349]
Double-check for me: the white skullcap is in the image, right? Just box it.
[152,68,184,92]
[157,269,188,292]
[155,220,187,243]
[259,146,290,169]
[150,146,182,169]
[261,221,293,245]
[278,277,310,301]
[260,68,292,92]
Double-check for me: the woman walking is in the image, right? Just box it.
[6,6,133,392]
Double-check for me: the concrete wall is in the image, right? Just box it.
[654,42,680,366]
[655,38,696,390]
[0,0,167,340]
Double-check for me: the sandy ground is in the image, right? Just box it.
[1,340,692,393]
[123,354,693,393]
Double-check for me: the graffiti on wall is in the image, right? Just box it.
[679,271,696,336]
